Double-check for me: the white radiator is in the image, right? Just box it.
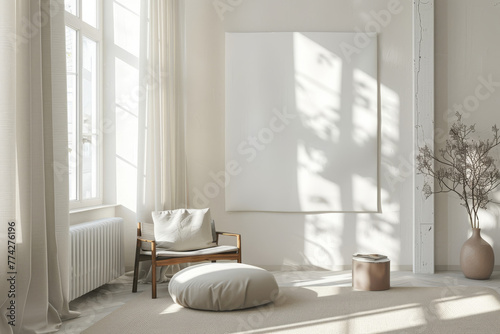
[69,217,124,300]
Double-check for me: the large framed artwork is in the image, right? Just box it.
[225,32,378,212]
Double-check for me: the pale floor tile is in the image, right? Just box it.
[59,270,500,333]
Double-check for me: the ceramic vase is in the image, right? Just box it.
[460,228,494,280]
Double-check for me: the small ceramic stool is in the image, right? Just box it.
[352,257,390,291]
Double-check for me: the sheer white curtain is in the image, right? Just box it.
[0,1,78,333]
[135,0,188,282]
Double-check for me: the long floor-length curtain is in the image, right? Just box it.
[135,0,188,282]
[0,1,78,333]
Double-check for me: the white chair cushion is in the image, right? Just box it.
[169,263,279,311]
[152,208,216,251]
[140,245,238,257]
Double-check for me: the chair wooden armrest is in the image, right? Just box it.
[136,222,155,247]
[137,236,155,243]
[216,231,241,250]
[216,231,240,237]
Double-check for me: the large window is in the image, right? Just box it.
[65,0,102,208]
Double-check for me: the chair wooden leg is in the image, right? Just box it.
[237,235,242,263]
[152,265,157,299]
[151,243,157,299]
[132,239,141,293]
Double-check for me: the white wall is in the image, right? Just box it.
[102,0,145,270]
[184,0,414,269]
[435,0,500,269]
[76,0,500,272]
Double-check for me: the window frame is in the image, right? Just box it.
[65,0,104,210]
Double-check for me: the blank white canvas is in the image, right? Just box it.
[225,32,378,212]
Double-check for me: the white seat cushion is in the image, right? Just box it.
[141,245,238,258]
[169,263,279,311]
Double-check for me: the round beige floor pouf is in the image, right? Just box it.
[169,263,279,311]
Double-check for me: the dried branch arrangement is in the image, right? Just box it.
[416,113,500,229]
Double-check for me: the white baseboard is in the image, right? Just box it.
[435,265,500,272]
[257,264,413,272]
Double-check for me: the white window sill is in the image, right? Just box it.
[70,204,119,214]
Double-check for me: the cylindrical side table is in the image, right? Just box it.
[352,257,390,291]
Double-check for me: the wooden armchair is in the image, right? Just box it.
[132,222,242,298]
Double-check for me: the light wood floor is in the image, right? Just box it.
[59,270,500,333]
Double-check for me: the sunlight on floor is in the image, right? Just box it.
[238,302,426,334]
[435,293,500,320]
[160,303,182,315]
[286,273,352,287]
[61,271,500,334]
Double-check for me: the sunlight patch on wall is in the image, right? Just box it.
[116,158,137,210]
[356,212,400,263]
[352,174,378,212]
[380,83,400,158]
[114,57,139,212]
[114,58,139,114]
[297,142,342,211]
[225,32,378,212]
[352,69,378,146]
[113,0,140,57]
[303,215,344,269]
[294,33,343,143]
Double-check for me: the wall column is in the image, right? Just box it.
[413,0,435,274]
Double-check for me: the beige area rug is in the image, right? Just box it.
[83,285,500,333]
